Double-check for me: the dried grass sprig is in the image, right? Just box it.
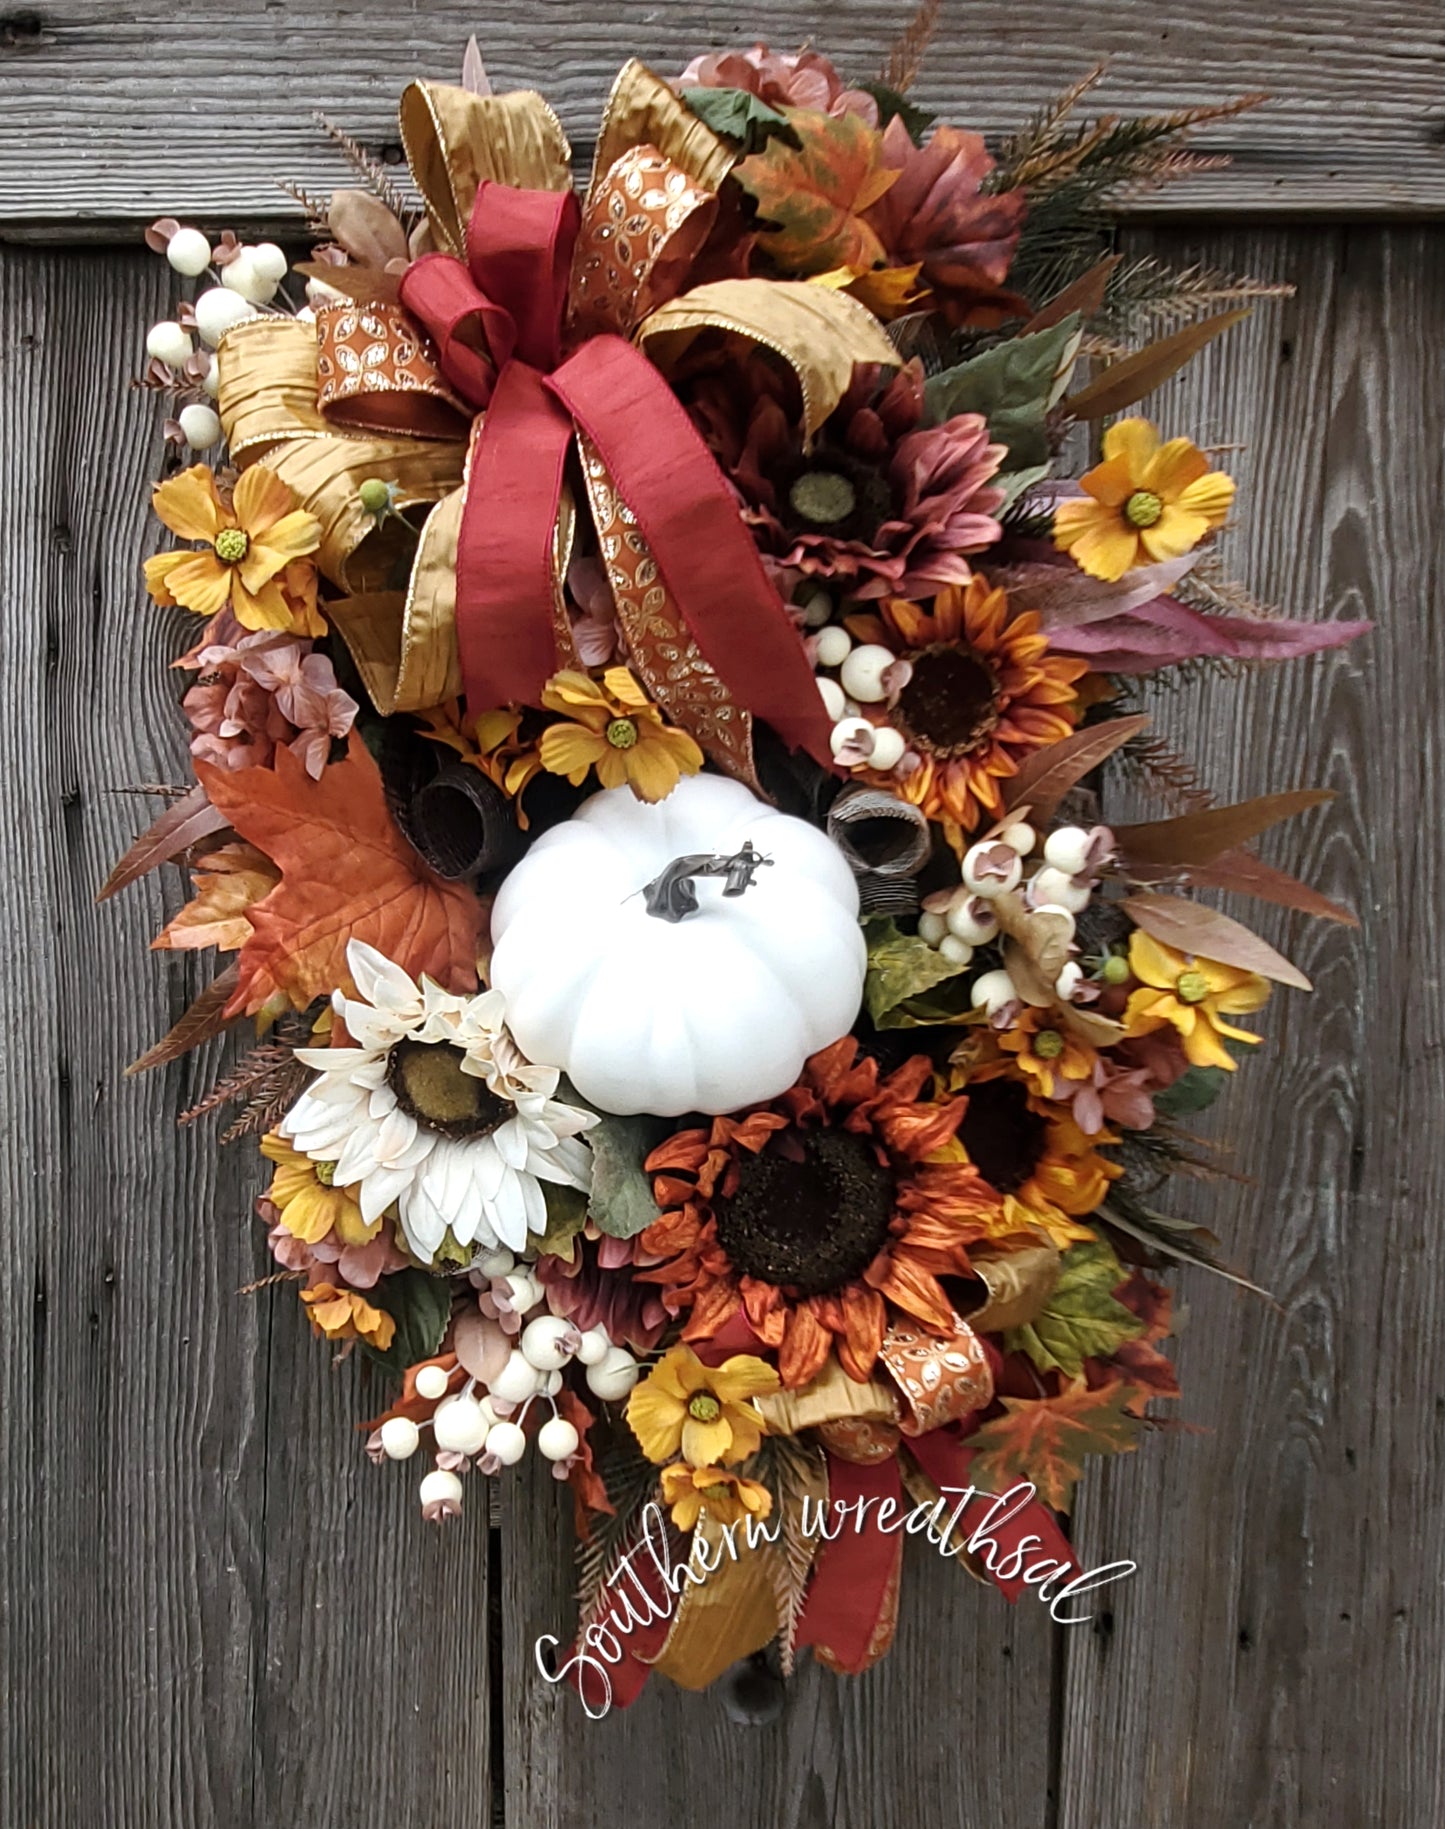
[880,0,944,93]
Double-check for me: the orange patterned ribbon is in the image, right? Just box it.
[878,1312,995,1436]
[315,301,470,438]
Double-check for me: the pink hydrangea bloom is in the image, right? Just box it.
[678,43,878,125]
[179,628,358,776]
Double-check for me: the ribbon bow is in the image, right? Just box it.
[214,61,901,782]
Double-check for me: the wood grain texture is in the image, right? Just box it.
[0,0,1442,233]
[1058,224,1444,1827]
[0,247,492,1829]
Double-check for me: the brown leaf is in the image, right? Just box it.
[1186,846,1358,927]
[452,1308,513,1385]
[1059,1004,1126,1048]
[125,964,241,1075]
[1122,893,1311,990]
[1063,308,1252,421]
[197,735,483,1019]
[1114,789,1333,872]
[98,785,229,902]
[295,260,403,306]
[152,843,282,953]
[993,890,1075,1005]
[1020,254,1121,335]
[326,189,410,267]
[1002,714,1150,820]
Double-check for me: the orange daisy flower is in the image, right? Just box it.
[144,464,324,635]
[846,574,1086,849]
[637,1039,1005,1390]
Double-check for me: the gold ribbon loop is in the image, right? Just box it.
[399,80,572,256]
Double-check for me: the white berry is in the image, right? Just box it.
[193,286,257,346]
[1031,866,1092,914]
[817,676,847,721]
[962,842,1022,897]
[830,716,874,761]
[866,726,906,772]
[971,968,1019,1016]
[574,1326,612,1367]
[419,1468,463,1510]
[502,1270,542,1314]
[198,355,220,399]
[475,1247,515,1278]
[178,403,222,449]
[250,241,289,284]
[145,321,193,367]
[537,1416,580,1463]
[433,1395,490,1456]
[491,1348,544,1405]
[1043,826,1093,876]
[938,934,973,966]
[221,249,279,305]
[414,1363,450,1401]
[999,821,1036,856]
[839,643,896,704]
[946,896,1000,946]
[379,1416,420,1461]
[585,1346,639,1402]
[165,227,213,277]
[1055,962,1085,1001]
[918,911,947,946]
[520,1315,578,1372]
[814,625,852,669]
[486,1421,528,1466]
[1031,901,1078,940]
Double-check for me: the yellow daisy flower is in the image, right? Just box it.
[626,1345,779,1468]
[299,1283,395,1350]
[259,1132,380,1247]
[660,1463,774,1533]
[1053,418,1235,583]
[144,463,324,634]
[1122,929,1270,1071]
[537,667,704,803]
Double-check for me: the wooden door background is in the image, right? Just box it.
[1,6,1440,1825]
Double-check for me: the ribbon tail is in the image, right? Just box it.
[905,1434,1082,1602]
[550,337,835,768]
[795,1454,903,1674]
[456,362,574,710]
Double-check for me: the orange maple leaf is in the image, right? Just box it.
[196,736,484,1018]
[735,109,898,276]
[964,1378,1144,1512]
[152,841,281,954]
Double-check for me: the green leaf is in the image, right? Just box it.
[863,916,972,1029]
[995,462,1052,513]
[854,80,936,140]
[922,315,1082,467]
[537,1182,589,1261]
[681,86,802,156]
[587,1112,669,1240]
[1002,1240,1144,1379]
[1150,1064,1229,1117]
[360,1268,454,1377]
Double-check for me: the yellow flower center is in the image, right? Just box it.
[1176,969,1210,1005]
[687,1392,722,1423]
[1124,490,1163,529]
[789,469,858,526]
[701,1481,732,1501]
[1033,1028,1064,1060]
[314,1159,337,1186]
[605,717,639,750]
[213,526,249,564]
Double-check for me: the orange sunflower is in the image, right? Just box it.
[637,1039,1005,1389]
[845,574,1086,849]
[947,1063,1120,1249]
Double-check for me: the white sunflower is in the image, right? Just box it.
[279,940,596,1263]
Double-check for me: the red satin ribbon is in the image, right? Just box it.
[398,181,834,766]
[905,1431,1081,1602]
[795,1454,904,1673]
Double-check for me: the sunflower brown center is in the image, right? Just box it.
[713,1129,896,1298]
[892,643,1001,759]
[957,1078,1047,1196]
[386,1038,511,1139]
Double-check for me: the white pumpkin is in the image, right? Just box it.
[489,774,866,1117]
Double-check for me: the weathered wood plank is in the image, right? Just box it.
[0,1,1441,232]
[0,248,493,1828]
[1058,224,1445,1826]
[501,1461,1059,1829]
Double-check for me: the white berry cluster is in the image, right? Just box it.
[374,1245,641,1522]
[142,224,291,450]
[917,821,1115,1018]
[799,593,911,776]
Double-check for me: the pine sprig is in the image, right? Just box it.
[750,1434,826,1675]
[880,0,944,92]
[1102,256,1294,337]
[313,112,417,226]
[575,1427,663,1625]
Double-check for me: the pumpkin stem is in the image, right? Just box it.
[641,842,772,922]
